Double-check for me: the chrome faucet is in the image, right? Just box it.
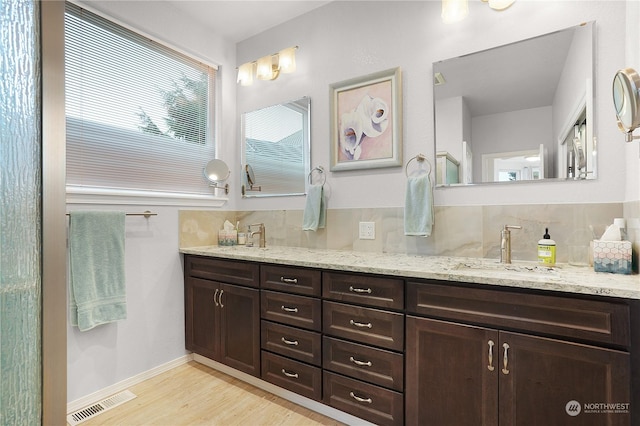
[247,223,266,248]
[500,225,521,264]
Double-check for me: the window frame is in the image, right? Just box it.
[64,2,225,207]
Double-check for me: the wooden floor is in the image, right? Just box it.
[81,361,343,426]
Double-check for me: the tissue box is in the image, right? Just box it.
[592,240,632,274]
[218,230,237,246]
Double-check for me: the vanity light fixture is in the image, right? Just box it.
[237,46,298,86]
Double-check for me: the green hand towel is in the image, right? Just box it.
[69,211,126,331]
[302,184,326,231]
[404,173,434,237]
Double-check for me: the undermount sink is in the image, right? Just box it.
[455,261,558,275]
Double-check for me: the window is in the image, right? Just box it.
[64,3,217,198]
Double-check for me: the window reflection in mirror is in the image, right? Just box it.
[241,97,310,197]
[433,22,595,186]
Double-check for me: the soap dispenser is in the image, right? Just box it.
[538,228,556,266]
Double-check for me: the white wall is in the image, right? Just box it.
[435,96,465,162]
[471,106,552,182]
[66,1,238,403]
[236,0,633,209]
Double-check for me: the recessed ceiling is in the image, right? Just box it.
[165,1,333,43]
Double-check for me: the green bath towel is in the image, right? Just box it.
[69,211,126,331]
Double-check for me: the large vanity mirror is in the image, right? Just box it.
[241,97,310,197]
[434,22,595,186]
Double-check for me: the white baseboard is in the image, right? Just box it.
[67,354,193,414]
[193,354,375,426]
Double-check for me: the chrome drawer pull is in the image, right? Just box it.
[502,343,510,375]
[349,356,372,367]
[213,289,219,307]
[218,289,224,308]
[349,286,372,294]
[487,340,495,371]
[281,337,299,346]
[350,319,372,329]
[281,277,298,284]
[349,391,372,404]
[281,369,299,379]
[281,305,299,313]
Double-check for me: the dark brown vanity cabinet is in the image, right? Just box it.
[322,272,405,426]
[259,265,323,401]
[184,256,260,377]
[405,281,632,426]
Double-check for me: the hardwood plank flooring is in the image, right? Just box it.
[80,361,343,426]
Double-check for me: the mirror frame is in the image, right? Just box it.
[433,22,596,187]
[240,96,311,198]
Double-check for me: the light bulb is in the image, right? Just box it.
[442,0,469,24]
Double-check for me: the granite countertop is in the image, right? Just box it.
[180,245,640,300]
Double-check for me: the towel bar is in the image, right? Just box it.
[66,210,157,219]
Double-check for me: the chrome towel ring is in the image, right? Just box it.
[308,166,327,185]
[405,154,432,178]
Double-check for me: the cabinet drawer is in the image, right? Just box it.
[261,321,321,366]
[406,280,631,347]
[323,371,403,426]
[323,301,404,351]
[185,255,259,288]
[323,271,404,310]
[261,291,322,331]
[261,351,322,401]
[323,337,403,391]
[261,265,321,297]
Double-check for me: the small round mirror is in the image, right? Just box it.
[612,68,640,139]
[203,159,230,183]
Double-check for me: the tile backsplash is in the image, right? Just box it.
[180,201,639,272]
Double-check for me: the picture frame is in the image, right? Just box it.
[330,67,402,171]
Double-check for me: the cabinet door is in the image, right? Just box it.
[219,283,260,377]
[185,277,220,361]
[500,331,631,426]
[405,315,498,426]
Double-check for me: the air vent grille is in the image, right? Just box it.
[67,390,136,425]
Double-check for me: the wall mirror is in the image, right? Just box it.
[434,21,595,186]
[241,96,310,197]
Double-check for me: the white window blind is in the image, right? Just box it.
[64,3,216,196]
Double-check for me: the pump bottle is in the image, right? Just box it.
[538,228,556,266]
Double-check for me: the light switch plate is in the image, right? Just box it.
[359,222,375,240]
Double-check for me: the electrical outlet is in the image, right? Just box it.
[359,222,375,240]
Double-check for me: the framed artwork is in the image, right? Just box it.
[330,67,402,171]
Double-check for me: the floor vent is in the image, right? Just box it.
[67,390,137,426]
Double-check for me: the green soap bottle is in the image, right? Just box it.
[538,228,556,266]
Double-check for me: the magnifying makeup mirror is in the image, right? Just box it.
[203,159,230,194]
[613,68,640,142]
[243,164,261,194]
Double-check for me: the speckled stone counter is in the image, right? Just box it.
[180,245,640,300]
